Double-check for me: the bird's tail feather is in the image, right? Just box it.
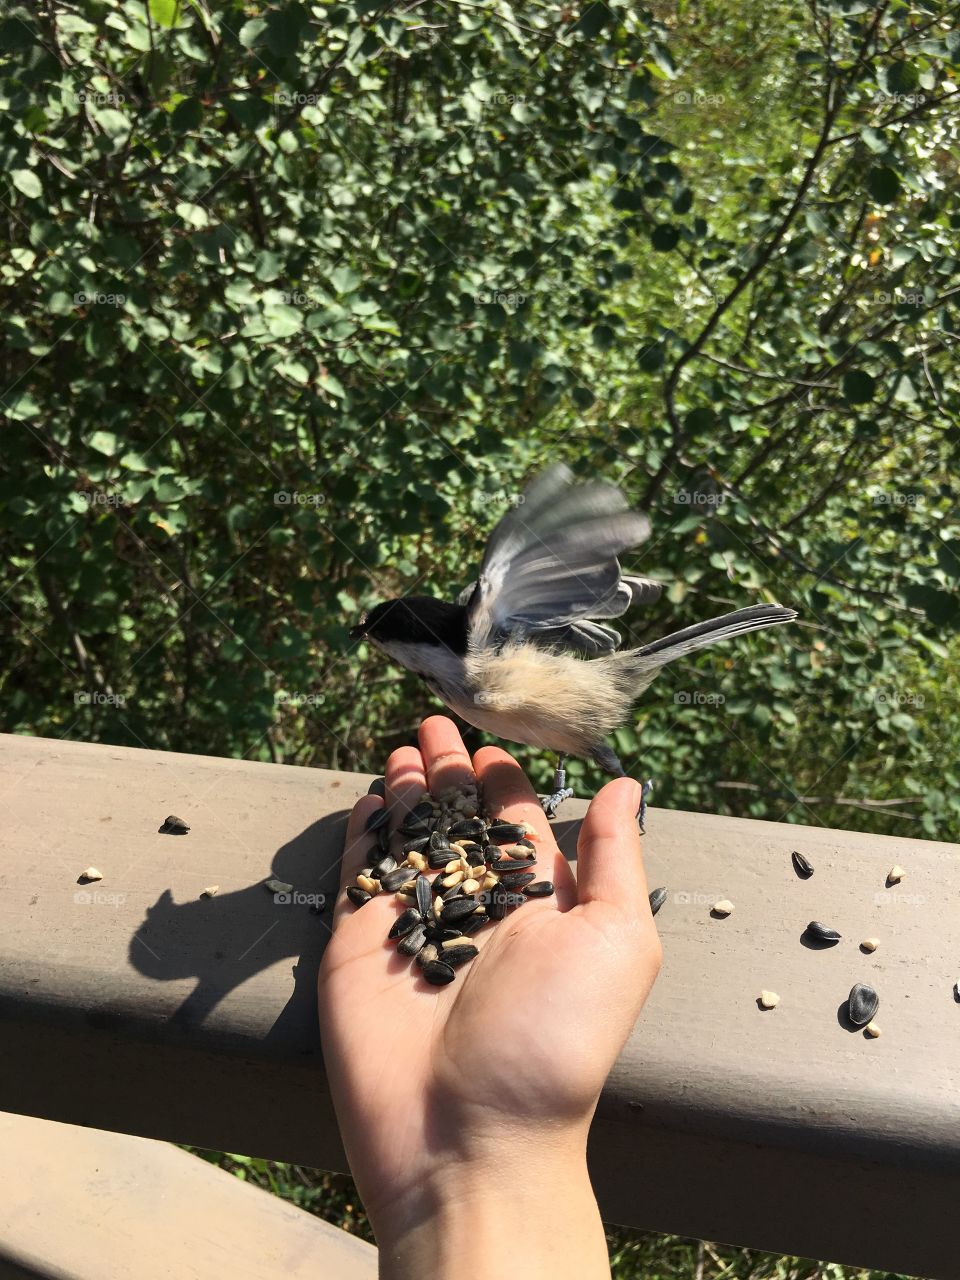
[629,604,796,669]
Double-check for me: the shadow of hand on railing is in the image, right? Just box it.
[128,808,352,1050]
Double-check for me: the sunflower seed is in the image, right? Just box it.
[442,944,479,968]
[415,874,432,917]
[442,884,468,902]
[160,814,190,834]
[398,817,430,837]
[465,848,488,868]
[402,836,431,855]
[398,925,427,956]
[805,920,841,943]
[380,866,413,893]
[371,855,398,880]
[486,822,526,843]
[758,990,780,1009]
[848,983,879,1027]
[864,1021,881,1038]
[200,885,219,898]
[488,889,507,921]
[416,943,438,968]
[441,897,481,925]
[648,887,668,916]
[376,826,392,854]
[887,864,905,885]
[448,817,486,839]
[79,867,103,883]
[491,858,537,874]
[498,871,536,890]
[861,937,880,953]
[429,829,451,851]
[791,850,814,878]
[347,886,371,908]
[712,899,735,917]
[502,844,535,860]
[422,960,457,986]
[428,851,454,870]
[524,881,555,898]
[388,907,424,940]
[265,878,293,895]
[407,851,428,872]
[366,808,391,832]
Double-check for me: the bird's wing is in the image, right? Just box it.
[463,464,658,654]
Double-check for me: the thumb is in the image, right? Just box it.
[575,776,650,913]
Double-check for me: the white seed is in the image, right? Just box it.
[449,841,469,853]
[712,899,735,916]
[356,874,377,895]
[458,858,473,876]
[200,885,219,898]
[861,937,880,952]
[444,859,461,874]
[520,822,539,837]
[462,878,480,894]
[433,897,443,919]
[482,872,499,891]
[408,851,428,872]
[441,870,465,889]
[397,891,416,905]
[864,1022,881,1038]
[400,879,417,893]
[441,936,468,950]
[758,990,780,1009]
[79,867,103,883]
[265,878,293,894]
[887,864,905,884]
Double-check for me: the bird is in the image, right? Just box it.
[350,464,797,825]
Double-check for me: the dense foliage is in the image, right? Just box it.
[2,0,958,839]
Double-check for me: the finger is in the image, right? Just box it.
[419,715,476,800]
[574,777,650,917]
[332,794,386,930]
[384,745,427,833]
[473,745,577,908]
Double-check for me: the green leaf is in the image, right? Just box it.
[149,0,181,26]
[88,431,120,456]
[841,370,876,404]
[170,97,202,133]
[866,166,901,205]
[12,169,42,200]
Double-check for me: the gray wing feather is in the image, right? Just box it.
[466,464,655,651]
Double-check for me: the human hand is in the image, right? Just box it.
[318,716,661,1279]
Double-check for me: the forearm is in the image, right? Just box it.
[371,1138,610,1280]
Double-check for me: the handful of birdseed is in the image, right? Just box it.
[349,781,553,985]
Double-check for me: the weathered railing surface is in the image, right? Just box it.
[1,731,958,1278]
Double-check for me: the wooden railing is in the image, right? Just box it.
[1,732,958,1278]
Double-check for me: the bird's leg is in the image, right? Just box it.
[591,745,654,835]
[541,754,575,819]
[637,777,654,837]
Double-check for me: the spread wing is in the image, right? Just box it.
[461,464,659,655]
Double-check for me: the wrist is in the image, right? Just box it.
[371,1130,609,1280]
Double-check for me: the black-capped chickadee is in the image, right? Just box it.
[351,465,796,822]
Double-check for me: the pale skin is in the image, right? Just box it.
[318,715,662,1279]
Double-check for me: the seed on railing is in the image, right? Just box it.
[805,921,841,944]
[711,899,735,917]
[265,878,293,895]
[159,815,190,834]
[848,983,879,1028]
[200,885,219,898]
[758,990,780,1009]
[864,1022,881,1038]
[791,850,814,878]
[886,864,905,885]
[648,887,668,916]
[860,937,880,953]
[78,867,103,883]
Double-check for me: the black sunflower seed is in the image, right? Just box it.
[388,907,424,940]
[429,829,451,852]
[791,850,814,878]
[524,880,555,898]
[491,858,537,874]
[441,944,479,968]
[416,943,438,968]
[486,822,526,843]
[376,825,392,854]
[498,871,537,890]
[428,851,454,870]
[402,836,431,855]
[380,866,413,893]
[459,913,488,936]
[398,817,430,837]
[371,855,398,880]
[440,897,480,925]
[366,808,391,832]
[487,889,507,921]
[448,817,485,839]
[422,960,456,986]
[649,887,668,916]
[848,983,879,1027]
[415,874,432,917]
[398,925,427,956]
[346,886,371,908]
[442,884,468,902]
[465,848,487,867]
[805,921,841,943]
[159,815,190,834]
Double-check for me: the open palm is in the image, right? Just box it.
[317,716,661,1230]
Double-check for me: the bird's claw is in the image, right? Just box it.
[637,777,654,836]
[540,787,575,820]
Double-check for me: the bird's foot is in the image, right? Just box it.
[637,777,654,836]
[540,757,574,820]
